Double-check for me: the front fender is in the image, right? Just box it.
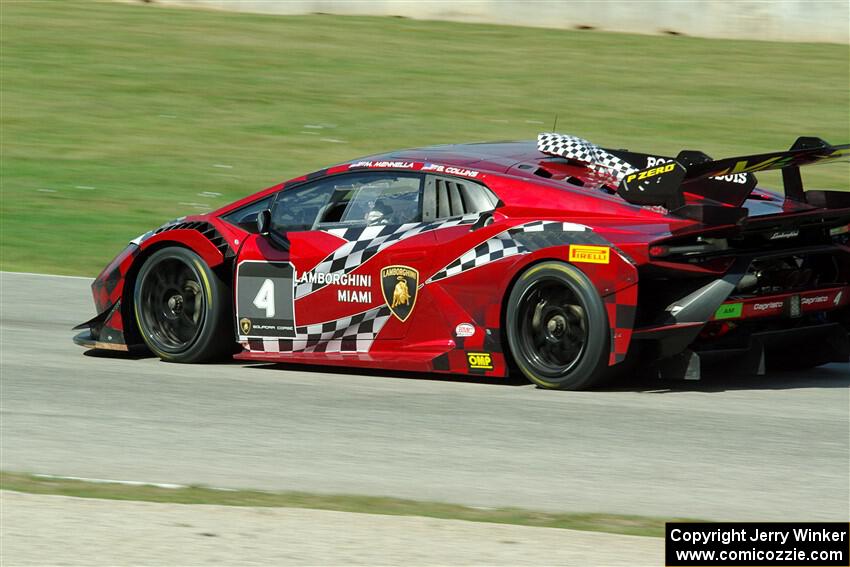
[138,229,225,269]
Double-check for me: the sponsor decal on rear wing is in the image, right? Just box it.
[616,136,850,222]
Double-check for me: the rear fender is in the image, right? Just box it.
[500,237,639,367]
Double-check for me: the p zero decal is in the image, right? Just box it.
[568,245,610,264]
[236,261,296,338]
[381,265,419,322]
[623,163,675,184]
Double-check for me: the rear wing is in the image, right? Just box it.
[536,133,849,225]
[616,137,850,223]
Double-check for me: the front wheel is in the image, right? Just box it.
[133,246,232,363]
[505,261,610,390]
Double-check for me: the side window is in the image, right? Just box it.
[424,176,499,221]
[221,196,273,233]
[337,175,421,227]
[271,172,423,233]
[270,179,337,233]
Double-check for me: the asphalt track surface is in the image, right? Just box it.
[1,271,848,521]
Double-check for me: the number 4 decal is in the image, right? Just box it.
[253,279,276,318]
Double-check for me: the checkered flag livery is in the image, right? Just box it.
[295,215,478,299]
[537,132,638,182]
[250,305,392,354]
[429,221,589,282]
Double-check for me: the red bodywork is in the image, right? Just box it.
[78,140,850,378]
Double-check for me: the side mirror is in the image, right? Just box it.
[257,209,271,236]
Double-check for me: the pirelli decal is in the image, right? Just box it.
[569,245,610,264]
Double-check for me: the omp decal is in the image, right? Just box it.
[295,216,477,299]
[568,245,610,264]
[380,265,419,322]
[714,303,743,320]
[467,352,494,371]
[537,133,638,182]
[624,163,675,184]
[428,221,592,283]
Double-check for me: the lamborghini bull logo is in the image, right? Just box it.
[239,317,252,335]
[381,265,419,322]
[391,277,410,308]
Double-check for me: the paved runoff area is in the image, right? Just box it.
[1,272,848,524]
[1,490,660,566]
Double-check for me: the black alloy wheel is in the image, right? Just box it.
[506,261,609,390]
[133,246,232,362]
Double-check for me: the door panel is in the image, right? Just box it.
[235,260,296,338]
[232,171,499,355]
[235,223,439,352]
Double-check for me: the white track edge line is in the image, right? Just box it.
[1,271,93,281]
[30,474,238,491]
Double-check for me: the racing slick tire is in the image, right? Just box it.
[133,246,232,363]
[506,261,610,390]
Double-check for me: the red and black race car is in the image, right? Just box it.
[74,133,850,389]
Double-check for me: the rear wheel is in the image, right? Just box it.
[506,261,609,390]
[133,246,232,362]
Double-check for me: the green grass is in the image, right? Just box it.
[1,0,848,275]
[1,471,695,537]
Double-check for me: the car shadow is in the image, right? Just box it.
[82,348,154,361]
[244,359,848,392]
[601,363,849,394]
[242,361,531,387]
[82,347,847,392]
